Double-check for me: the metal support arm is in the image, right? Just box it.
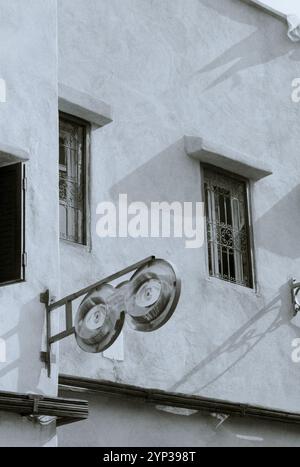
[40,256,155,377]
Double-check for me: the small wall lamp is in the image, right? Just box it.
[291,280,300,317]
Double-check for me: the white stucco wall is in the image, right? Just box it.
[0,0,300,447]
[58,390,300,448]
[57,0,300,418]
[0,0,59,445]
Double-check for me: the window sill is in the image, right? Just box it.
[60,239,92,254]
[0,279,25,289]
[185,136,272,182]
[205,275,261,297]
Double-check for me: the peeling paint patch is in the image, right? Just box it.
[156,406,198,417]
[236,434,264,442]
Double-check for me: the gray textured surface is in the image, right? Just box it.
[0,0,59,446]
[59,390,300,447]
[0,0,300,447]
[58,0,300,414]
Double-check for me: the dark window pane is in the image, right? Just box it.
[59,139,67,167]
[219,195,226,223]
[59,114,87,245]
[226,196,232,226]
[0,163,23,284]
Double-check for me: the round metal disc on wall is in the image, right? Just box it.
[124,259,181,332]
[75,284,125,353]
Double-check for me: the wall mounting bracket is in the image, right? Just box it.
[40,256,155,377]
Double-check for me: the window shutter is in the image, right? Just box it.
[0,163,23,284]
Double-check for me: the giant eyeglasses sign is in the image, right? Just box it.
[40,256,181,376]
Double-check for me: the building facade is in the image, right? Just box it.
[1,0,300,447]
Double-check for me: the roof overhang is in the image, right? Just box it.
[59,374,300,426]
[241,0,300,42]
[0,390,88,427]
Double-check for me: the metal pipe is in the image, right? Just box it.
[48,256,155,311]
[0,389,88,426]
[59,374,300,426]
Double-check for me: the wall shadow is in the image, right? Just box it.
[109,139,197,205]
[0,296,45,394]
[198,0,300,91]
[110,139,300,402]
[254,184,300,258]
[171,280,298,395]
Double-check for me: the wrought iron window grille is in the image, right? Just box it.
[204,166,253,288]
[59,113,89,245]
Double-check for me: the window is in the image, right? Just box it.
[59,113,89,245]
[0,163,25,285]
[204,166,253,288]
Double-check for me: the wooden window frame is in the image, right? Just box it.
[0,162,26,287]
[59,112,91,247]
[201,163,256,290]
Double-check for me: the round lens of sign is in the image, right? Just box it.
[124,259,181,332]
[75,284,125,353]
